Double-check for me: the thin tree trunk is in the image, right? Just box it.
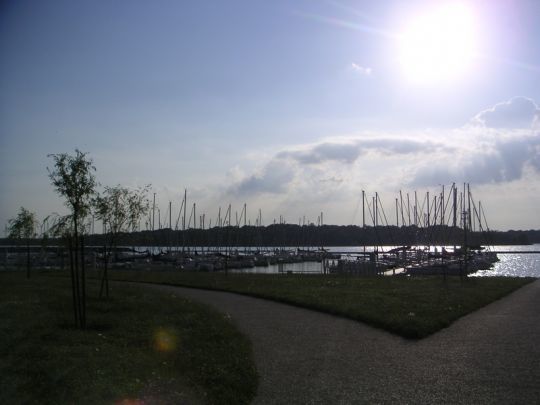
[81,235,86,329]
[105,246,109,298]
[26,241,30,279]
[73,218,84,328]
[99,237,113,298]
[68,238,79,327]
[99,244,108,298]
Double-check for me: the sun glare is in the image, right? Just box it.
[398,3,477,85]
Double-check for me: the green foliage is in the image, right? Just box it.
[7,207,37,277]
[44,213,73,239]
[97,225,540,247]
[48,149,98,328]
[48,149,97,227]
[0,273,258,405]
[94,184,150,235]
[94,184,151,297]
[7,207,36,239]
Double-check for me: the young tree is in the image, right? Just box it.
[94,184,150,297]
[44,213,70,270]
[7,207,37,278]
[47,213,81,322]
[48,150,97,329]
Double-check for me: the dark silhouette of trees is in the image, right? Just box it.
[86,224,538,248]
[7,207,37,277]
[48,150,97,329]
[94,184,150,297]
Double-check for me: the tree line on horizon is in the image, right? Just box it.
[4,223,538,249]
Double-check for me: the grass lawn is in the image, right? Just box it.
[94,269,534,339]
[0,272,258,405]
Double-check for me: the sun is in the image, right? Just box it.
[397,3,477,85]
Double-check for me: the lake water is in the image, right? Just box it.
[470,244,540,278]
[230,244,540,278]
[3,243,538,277]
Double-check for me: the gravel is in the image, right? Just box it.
[142,279,540,404]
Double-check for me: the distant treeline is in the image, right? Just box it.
[2,225,539,247]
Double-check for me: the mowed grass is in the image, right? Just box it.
[0,272,257,405]
[97,270,534,339]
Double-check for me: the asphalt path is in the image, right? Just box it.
[143,280,540,404]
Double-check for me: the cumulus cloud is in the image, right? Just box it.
[351,63,372,75]
[215,98,540,230]
[319,176,344,184]
[230,158,296,196]
[226,136,449,198]
[410,129,540,186]
[278,142,360,164]
[278,137,441,166]
[227,97,540,202]
[410,97,540,186]
[471,96,540,129]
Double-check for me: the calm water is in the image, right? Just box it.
[231,244,540,278]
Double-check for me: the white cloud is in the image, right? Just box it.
[350,63,372,75]
[229,158,296,196]
[277,137,442,166]
[410,128,540,187]
[471,96,540,129]
[180,97,540,230]
[408,97,540,187]
[226,98,540,198]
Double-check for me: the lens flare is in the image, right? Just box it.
[114,399,144,405]
[153,328,178,352]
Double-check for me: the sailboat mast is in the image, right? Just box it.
[414,191,418,226]
[182,189,187,253]
[452,183,457,228]
[399,190,405,226]
[426,191,430,228]
[362,190,365,228]
[373,195,377,227]
[395,198,399,227]
[467,183,472,231]
[478,201,483,230]
[433,193,436,227]
[152,192,156,231]
[441,185,445,226]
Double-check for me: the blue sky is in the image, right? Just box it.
[1,0,540,231]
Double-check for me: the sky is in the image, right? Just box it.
[1,0,540,232]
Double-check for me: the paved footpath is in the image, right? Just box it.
[143,280,540,404]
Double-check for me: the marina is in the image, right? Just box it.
[2,244,539,277]
[3,183,539,277]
